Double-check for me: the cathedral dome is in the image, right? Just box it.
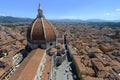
[27,18,56,43]
[27,4,56,49]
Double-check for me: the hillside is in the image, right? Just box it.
[0,16,33,23]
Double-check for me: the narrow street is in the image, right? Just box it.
[55,56,74,80]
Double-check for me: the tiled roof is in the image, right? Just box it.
[73,55,86,72]
[27,17,56,43]
[9,48,45,80]
[43,18,56,42]
[41,55,51,80]
[91,58,105,71]
[83,76,104,80]
[49,48,57,53]
[57,43,62,49]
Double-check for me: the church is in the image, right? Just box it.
[9,3,69,80]
[27,3,56,50]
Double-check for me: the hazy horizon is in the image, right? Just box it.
[0,0,120,20]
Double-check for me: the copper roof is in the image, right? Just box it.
[9,48,45,80]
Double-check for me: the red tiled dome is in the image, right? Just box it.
[27,5,56,44]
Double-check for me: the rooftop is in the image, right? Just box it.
[9,48,45,80]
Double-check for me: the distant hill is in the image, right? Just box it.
[0,16,33,23]
[86,19,108,22]
[50,19,120,28]
[86,19,120,22]
[0,16,120,23]
[50,19,85,23]
[51,19,120,23]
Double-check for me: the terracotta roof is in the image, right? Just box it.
[86,67,95,75]
[91,58,105,71]
[43,18,56,42]
[49,48,57,53]
[95,54,109,65]
[83,76,104,80]
[41,55,51,80]
[57,43,62,49]
[97,71,110,78]
[27,18,45,42]
[32,18,45,41]
[73,55,86,72]
[27,17,56,43]
[85,47,99,53]
[9,48,45,80]
[110,70,120,80]
[0,68,6,77]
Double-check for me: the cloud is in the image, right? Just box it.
[0,13,7,16]
[105,13,111,16]
[104,13,115,16]
[115,8,120,11]
[104,12,116,17]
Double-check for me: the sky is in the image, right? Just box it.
[0,0,120,20]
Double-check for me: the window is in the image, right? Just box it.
[50,43,53,46]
